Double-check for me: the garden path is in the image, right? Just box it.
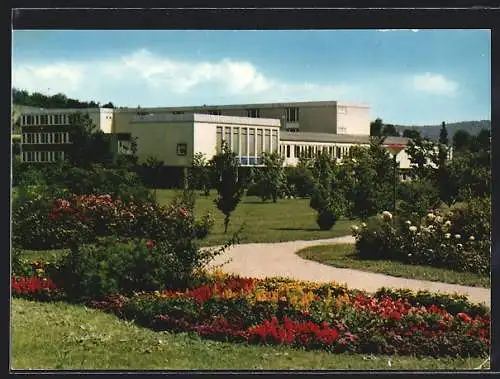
[206,235,491,307]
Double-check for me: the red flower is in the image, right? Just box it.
[178,208,188,217]
[457,312,473,323]
[146,240,156,250]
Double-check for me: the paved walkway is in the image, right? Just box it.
[206,236,491,307]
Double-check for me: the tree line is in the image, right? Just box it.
[12,88,115,109]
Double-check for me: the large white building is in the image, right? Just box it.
[18,100,417,169]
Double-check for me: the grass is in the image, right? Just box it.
[296,244,490,288]
[155,189,354,246]
[11,298,489,370]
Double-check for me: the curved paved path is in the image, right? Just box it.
[206,236,490,307]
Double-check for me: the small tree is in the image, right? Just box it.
[190,152,211,196]
[309,152,345,230]
[210,141,245,233]
[370,118,383,137]
[255,151,286,203]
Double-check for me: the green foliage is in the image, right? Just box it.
[190,152,211,196]
[253,152,286,203]
[13,87,103,109]
[398,179,441,225]
[284,166,315,198]
[353,205,490,275]
[309,152,345,230]
[67,112,114,168]
[404,135,437,180]
[370,118,383,137]
[447,150,490,202]
[452,130,472,152]
[210,141,245,233]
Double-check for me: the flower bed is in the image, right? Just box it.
[81,272,490,358]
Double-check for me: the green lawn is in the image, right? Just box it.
[156,189,354,246]
[296,244,490,288]
[11,298,489,370]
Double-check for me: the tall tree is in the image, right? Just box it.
[210,141,245,233]
[190,152,211,196]
[439,121,448,145]
[142,156,164,201]
[370,118,383,137]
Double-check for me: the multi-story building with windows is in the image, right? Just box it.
[18,100,435,171]
[19,107,114,163]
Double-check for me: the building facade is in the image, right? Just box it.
[19,107,114,163]
[18,100,436,170]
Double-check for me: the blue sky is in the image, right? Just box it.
[12,29,490,125]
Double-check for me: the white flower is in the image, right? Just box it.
[408,253,412,257]
[444,233,451,239]
[440,243,446,248]
[405,220,412,225]
[427,213,436,220]
[361,222,367,228]
[457,243,463,249]
[444,220,452,227]
[409,226,418,232]
[382,211,393,222]
[454,234,461,239]
[351,225,360,233]
[435,216,444,223]
[469,236,475,241]
[351,158,357,163]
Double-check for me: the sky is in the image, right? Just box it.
[12,29,491,125]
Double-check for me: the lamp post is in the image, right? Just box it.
[384,143,405,215]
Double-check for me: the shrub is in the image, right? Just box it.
[352,207,491,275]
[398,179,441,225]
[285,167,315,198]
[316,208,340,231]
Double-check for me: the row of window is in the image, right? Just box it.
[279,144,351,159]
[22,132,71,144]
[215,126,279,158]
[22,151,65,163]
[21,114,71,126]
[205,107,298,122]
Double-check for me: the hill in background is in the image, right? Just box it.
[395,120,491,141]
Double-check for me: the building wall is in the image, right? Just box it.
[336,104,370,135]
[193,122,217,159]
[298,106,338,134]
[115,120,194,165]
[99,109,114,133]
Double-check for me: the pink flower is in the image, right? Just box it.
[146,240,156,250]
[178,208,188,217]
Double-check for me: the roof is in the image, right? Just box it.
[280,131,409,145]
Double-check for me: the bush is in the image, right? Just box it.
[352,206,491,275]
[398,179,441,225]
[285,167,314,198]
[316,208,340,231]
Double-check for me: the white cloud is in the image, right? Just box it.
[11,49,356,105]
[411,73,458,95]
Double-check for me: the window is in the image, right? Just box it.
[54,133,60,143]
[338,106,347,114]
[216,126,223,151]
[336,146,341,159]
[173,111,184,115]
[265,129,271,152]
[177,143,187,156]
[208,110,221,115]
[241,128,248,156]
[40,115,48,125]
[286,145,291,158]
[249,129,256,156]
[40,133,48,144]
[286,107,299,122]
[256,129,263,155]
[247,108,260,118]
